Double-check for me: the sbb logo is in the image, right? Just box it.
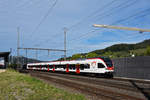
[91,61,96,68]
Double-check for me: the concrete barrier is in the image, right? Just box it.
[112,56,150,80]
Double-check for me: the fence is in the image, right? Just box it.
[112,56,150,80]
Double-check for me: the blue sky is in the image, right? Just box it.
[0,0,150,61]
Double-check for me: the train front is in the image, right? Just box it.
[101,57,114,77]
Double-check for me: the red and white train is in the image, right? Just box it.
[27,57,114,77]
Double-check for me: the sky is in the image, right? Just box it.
[0,0,150,61]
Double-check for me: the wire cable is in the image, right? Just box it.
[69,0,146,44]
[67,0,136,43]
[68,0,117,31]
[29,0,58,38]
[33,0,134,48]
[68,8,150,52]
[95,0,138,21]
[33,0,118,47]
[111,8,150,25]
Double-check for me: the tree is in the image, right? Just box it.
[102,51,113,58]
[86,53,98,58]
[145,46,150,56]
[72,54,82,59]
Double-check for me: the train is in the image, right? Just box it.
[27,57,114,77]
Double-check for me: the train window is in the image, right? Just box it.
[72,64,76,70]
[61,65,66,69]
[98,63,105,68]
[59,65,63,68]
[55,65,58,69]
[68,64,72,69]
[84,64,90,69]
[43,65,46,68]
[69,64,75,70]
[69,64,76,70]
[46,65,49,68]
[101,57,113,67]
[57,65,65,69]
[62,65,66,69]
[28,65,31,68]
[68,64,71,69]
[41,65,45,68]
[59,65,62,68]
[49,65,53,69]
[36,65,40,68]
[80,64,84,70]
[55,65,57,69]
[73,64,75,69]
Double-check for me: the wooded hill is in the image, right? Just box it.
[64,39,150,60]
[92,39,150,55]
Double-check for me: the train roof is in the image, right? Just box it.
[27,57,111,65]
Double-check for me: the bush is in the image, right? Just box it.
[145,46,150,56]
[8,64,17,69]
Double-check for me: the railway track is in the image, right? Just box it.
[20,70,150,100]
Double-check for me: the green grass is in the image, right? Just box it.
[0,69,86,100]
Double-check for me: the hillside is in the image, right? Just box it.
[64,39,150,60]
[92,39,150,54]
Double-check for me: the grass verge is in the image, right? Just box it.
[0,69,86,100]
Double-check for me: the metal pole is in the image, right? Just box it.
[17,27,20,68]
[26,49,28,64]
[64,28,67,60]
[9,48,12,64]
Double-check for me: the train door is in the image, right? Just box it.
[66,64,69,73]
[47,65,49,71]
[76,64,80,74]
[53,65,55,72]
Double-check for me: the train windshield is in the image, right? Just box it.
[101,58,113,67]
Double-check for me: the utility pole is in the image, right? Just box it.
[9,48,12,64]
[25,49,28,64]
[93,24,150,33]
[17,27,20,68]
[64,27,67,60]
